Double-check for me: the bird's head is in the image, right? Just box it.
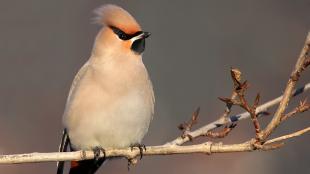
[92,4,150,57]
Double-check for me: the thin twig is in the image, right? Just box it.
[235,85,261,136]
[281,99,310,122]
[219,68,241,119]
[219,68,262,137]
[178,107,200,140]
[265,127,310,144]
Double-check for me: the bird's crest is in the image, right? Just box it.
[94,4,141,34]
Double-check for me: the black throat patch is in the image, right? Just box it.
[131,38,145,55]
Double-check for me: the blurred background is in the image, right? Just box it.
[0,0,309,174]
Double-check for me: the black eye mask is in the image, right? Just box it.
[109,26,147,54]
[110,26,142,40]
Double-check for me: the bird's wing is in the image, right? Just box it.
[66,62,90,103]
[146,72,155,118]
[57,62,89,174]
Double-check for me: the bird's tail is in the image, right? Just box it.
[57,129,69,174]
[56,129,105,174]
[69,158,105,174]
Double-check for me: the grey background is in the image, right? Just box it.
[0,0,309,174]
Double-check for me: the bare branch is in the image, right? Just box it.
[219,68,242,119]
[265,127,310,144]
[281,99,310,122]
[165,83,310,146]
[0,143,251,164]
[178,107,200,140]
[0,126,309,164]
[258,32,310,141]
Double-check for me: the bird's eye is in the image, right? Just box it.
[119,33,127,40]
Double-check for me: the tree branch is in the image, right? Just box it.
[281,98,310,122]
[1,126,309,164]
[265,127,310,145]
[258,32,310,141]
[0,31,309,167]
[165,82,310,146]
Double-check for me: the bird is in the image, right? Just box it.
[57,4,154,174]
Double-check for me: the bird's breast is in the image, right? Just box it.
[63,59,154,150]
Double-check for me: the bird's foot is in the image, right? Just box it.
[130,143,146,160]
[92,146,106,167]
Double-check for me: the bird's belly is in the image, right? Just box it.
[66,89,153,150]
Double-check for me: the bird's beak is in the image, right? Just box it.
[142,31,151,39]
[132,31,151,41]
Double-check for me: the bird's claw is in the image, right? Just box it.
[92,146,106,165]
[130,143,146,160]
